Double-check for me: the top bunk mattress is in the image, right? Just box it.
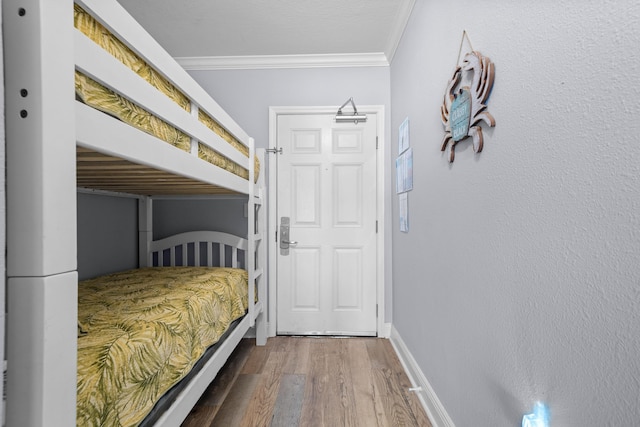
[74,4,260,195]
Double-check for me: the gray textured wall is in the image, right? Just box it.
[390,0,640,425]
[152,197,248,239]
[77,193,138,280]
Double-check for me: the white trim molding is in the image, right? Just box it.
[176,53,389,71]
[379,322,392,339]
[390,326,456,427]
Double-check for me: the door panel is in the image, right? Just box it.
[276,113,377,335]
[333,164,363,226]
[292,165,321,225]
[333,247,362,310]
[292,247,320,310]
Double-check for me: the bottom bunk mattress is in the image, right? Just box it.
[77,266,249,427]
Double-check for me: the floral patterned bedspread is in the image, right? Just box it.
[77,267,248,427]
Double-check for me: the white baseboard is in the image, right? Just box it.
[389,326,455,427]
[268,321,276,338]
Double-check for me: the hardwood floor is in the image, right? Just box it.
[181,336,432,427]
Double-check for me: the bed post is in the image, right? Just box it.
[4,0,78,426]
[248,144,268,345]
[139,196,153,267]
[254,148,268,346]
[248,138,256,327]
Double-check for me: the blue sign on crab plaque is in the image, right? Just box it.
[450,88,471,142]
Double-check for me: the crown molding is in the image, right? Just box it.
[385,0,416,62]
[175,52,389,71]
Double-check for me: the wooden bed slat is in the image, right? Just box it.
[77,146,242,196]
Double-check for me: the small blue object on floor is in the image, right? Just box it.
[522,401,550,427]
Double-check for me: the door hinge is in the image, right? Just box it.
[376,304,379,318]
[376,136,379,149]
[275,230,278,242]
[376,220,378,233]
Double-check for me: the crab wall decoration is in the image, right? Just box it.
[440,51,495,163]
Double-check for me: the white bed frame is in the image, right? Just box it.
[144,230,265,427]
[3,0,266,425]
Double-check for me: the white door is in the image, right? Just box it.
[276,113,378,335]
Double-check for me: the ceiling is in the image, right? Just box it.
[115,0,415,70]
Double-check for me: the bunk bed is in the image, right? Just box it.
[4,0,267,426]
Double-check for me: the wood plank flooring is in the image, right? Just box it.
[181,336,432,427]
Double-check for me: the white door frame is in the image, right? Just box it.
[267,105,386,337]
